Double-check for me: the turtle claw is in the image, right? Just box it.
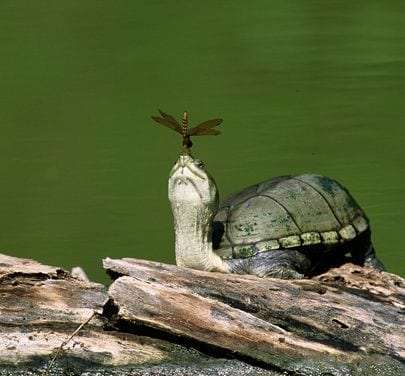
[364,255,385,271]
[258,268,305,280]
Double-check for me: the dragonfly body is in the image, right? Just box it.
[151,110,222,153]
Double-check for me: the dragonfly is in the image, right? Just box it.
[151,110,222,151]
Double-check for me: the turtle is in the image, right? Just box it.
[151,109,384,278]
[168,153,385,279]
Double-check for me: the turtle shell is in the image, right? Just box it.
[212,174,369,260]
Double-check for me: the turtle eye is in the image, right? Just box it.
[194,159,205,168]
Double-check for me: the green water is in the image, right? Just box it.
[0,1,403,282]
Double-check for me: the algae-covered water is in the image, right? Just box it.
[0,1,403,282]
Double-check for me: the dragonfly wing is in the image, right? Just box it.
[151,110,182,134]
[188,118,222,136]
[159,110,182,129]
[190,128,221,136]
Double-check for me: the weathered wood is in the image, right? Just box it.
[104,257,405,375]
[71,266,90,282]
[1,252,404,375]
[0,253,278,376]
[0,254,170,367]
[0,254,107,327]
[0,253,64,279]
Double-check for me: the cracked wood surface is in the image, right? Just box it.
[0,254,172,367]
[0,253,282,375]
[0,253,403,375]
[105,257,405,375]
[0,254,107,327]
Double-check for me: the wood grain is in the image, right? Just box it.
[105,257,405,374]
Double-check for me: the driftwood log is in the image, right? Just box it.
[0,253,403,375]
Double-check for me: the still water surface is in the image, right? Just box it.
[0,1,403,282]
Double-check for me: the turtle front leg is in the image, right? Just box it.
[227,250,311,279]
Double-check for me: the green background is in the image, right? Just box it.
[0,1,403,282]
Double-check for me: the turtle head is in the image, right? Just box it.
[168,154,218,208]
[168,154,228,273]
